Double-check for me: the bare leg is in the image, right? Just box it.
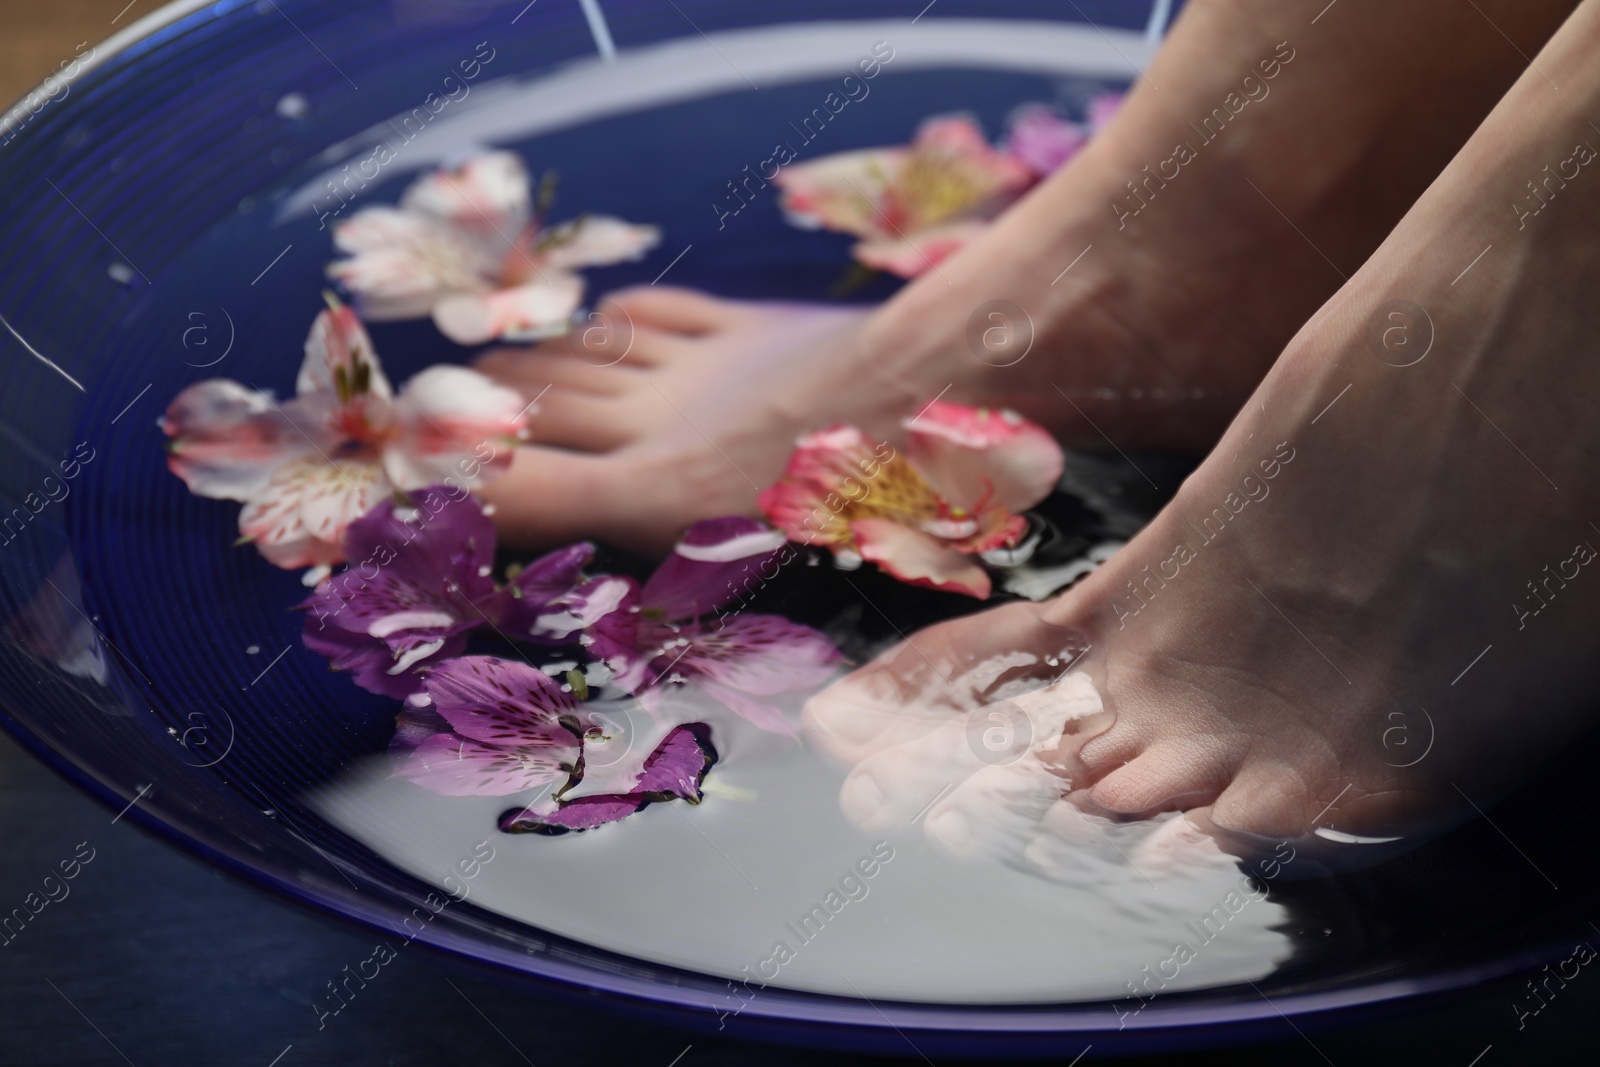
[481,0,1577,553]
[809,0,1600,849]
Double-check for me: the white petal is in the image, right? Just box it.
[430,274,584,345]
[382,364,527,489]
[400,151,532,237]
[542,216,660,270]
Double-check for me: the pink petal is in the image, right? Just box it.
[238,454,389,570]
[401,732,570,796]
[853,220,990,279]
[432,278,583,345]
[774,148,906,240]
[913,114,1035,192]
[382,365,527,490]
[541,216,661,270]
[904,402,1064,513]
[298,301,393,401]
[400,151,532,238]
[162,380,311,501]
[329,207,497,320]
[852,517,991,598]
[757,425,899,548]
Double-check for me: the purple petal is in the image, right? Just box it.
[633,721,717,800]
[496,722,718,834]
[509,541,594,600]
[1086,90,1126,133]
[498,793,645,834]
[698,680,798,737]
[401,732,575,796]
[489,541,596,636]
[679,613,841,696]
[641,517,791,620]
[1007,104,1087,177]
[342,485,498,611]
[303,624,465,699]
[501,572,638,647]
[422,655,581,749]
[299,486,498,693]
[390,705,451,752]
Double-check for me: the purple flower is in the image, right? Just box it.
[393,655,583,796]
[1086,90,1126,133]
[300,486,595,697]
[497,722,718,835]
[1007,104,1088,177]
[602,518,843,735]
[1005,92,1127,179]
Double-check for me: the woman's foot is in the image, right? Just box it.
[479,0,1573,554]
[476,290,881,554]
[807,0,1600,851]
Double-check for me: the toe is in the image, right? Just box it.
[1207,763,1323,838]
[922,756,1067,864]
[802,666,956,766]
[599,285,744,337]
[478,445,629,549]
[523,390,635,451]
[473,347,636,396]
[1087,742,1231,817]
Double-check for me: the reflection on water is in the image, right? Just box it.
[313,669,1291,1002]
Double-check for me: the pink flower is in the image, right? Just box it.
[758,402,1064,599]
[162,297,528,572]
[328,151,659,344]
[774,115,1033,278]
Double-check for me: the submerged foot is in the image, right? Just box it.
[808,9,1600,852]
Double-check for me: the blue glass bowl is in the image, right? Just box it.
[4,0,1598,1056]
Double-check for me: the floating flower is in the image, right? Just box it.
[163,299,528,572]
[1004,91,1126,179]
[393,657,718,833]
[393,655,584,796]
[774,115,1033,278]
[497,722,718,835]
[590,518,843,736]
[300,487,597,698]
[327,151,659,344]
[758,402,1064,598]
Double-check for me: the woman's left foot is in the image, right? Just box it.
[475,291,878,554]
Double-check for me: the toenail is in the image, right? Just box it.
[925,808,971,851]
[839,773,884,823]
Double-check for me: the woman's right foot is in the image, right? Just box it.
[806,0,1600,861]
[478,0,1575,553]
